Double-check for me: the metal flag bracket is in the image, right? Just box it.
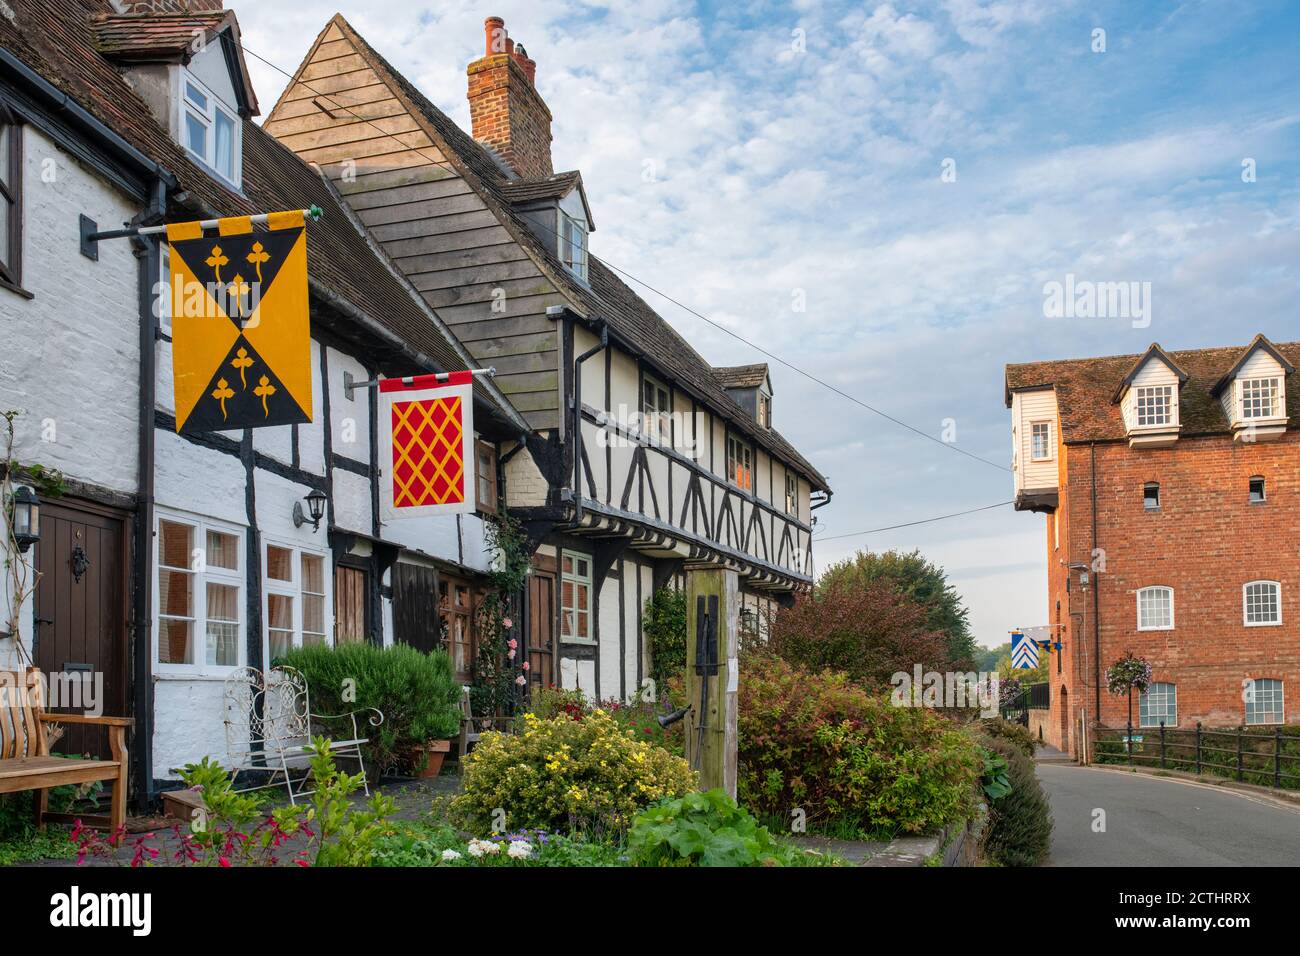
[78,205,324,261]
[343,367,496,401]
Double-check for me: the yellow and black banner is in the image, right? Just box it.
[168,210,312,435]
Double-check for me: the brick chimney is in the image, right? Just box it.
[109,0,224,12]
[467,16,552,180]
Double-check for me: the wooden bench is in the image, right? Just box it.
[457,687,514,761]
[0,667,133,831]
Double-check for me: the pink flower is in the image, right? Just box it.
[507,648,516,660]
[219,856,231,868]
[522,661,530,671]
[507,638,518,650]
[502,617,513,629]
[515,675,527,686]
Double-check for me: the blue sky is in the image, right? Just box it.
[240,1,1300,649]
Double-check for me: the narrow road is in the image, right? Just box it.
[1037,764,1300,866]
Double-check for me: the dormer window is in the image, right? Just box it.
[1135,385,1173,427]
[757,391,771,429]
[1241,377,1280,419]
[559,210,587,281]
[181,72,241,188]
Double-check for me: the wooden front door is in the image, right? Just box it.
[334,564,370,643]
[392,563,439,654]
[526,554,557,692]
[32,499,130,759]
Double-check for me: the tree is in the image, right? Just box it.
[817,550,977,666]
[765,577,950,689]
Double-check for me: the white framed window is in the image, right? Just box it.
[757,391,772,429]
[1136,586,1174,631]
[155,512,244,674]
[1240,377,1280,419]
[1135,385,1173,427]
[560,550,593,644]
[1030,421,1052,460]
[727,434,753,492]
[641,373,671,442]
[559,211,587,281]
[785,472,798,516]
[1243,580,1281,627]
[179,71,241,187]
[1245,678,1285,726]
[264,541,333,661]
[1250,476,1266,503]
[1143,482,1160,511]
[1139,682,1177,728]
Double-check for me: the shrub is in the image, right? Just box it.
[372,822,625,867]
[451,709,696,833]
[629,788,797,867]
[644,586,687,692]
[765,579,951,689]
[738,654,982,834]
[979,735,1052,867]
[980,717,1038,758]
[525,685,587,722]
[279,642,462,775]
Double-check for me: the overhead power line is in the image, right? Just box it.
[816,500,1014,542]
[238,41,1013,475]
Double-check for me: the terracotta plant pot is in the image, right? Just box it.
[417,739,452,778]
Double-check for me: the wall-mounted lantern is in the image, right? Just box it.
[9,485,40,554]
[293,488,327,533]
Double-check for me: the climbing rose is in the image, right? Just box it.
[502,618,513,629]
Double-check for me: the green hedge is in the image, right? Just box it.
[979,735,1052,866]
[738,654,983,835]
[278,642,462,775]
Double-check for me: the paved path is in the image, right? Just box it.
[1037,764,1300,866]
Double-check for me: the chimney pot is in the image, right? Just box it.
[485,16,505,55]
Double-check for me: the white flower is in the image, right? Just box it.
[467,839,501,858]
[507,840,534,860]
[441,849,462,862]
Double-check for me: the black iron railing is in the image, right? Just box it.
[1093,722,1300,791]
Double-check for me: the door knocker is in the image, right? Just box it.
[71,545,91,584]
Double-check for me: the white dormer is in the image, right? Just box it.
[102,10,258,192]
[1212,335,1294,443]
[1008,386,1060,512]
[501,171,594,283]
[1113,344,1187,449]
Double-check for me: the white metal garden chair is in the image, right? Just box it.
[223,665,383,804]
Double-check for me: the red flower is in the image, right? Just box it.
[219,856,231,868]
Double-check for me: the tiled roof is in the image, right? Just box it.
[0,0,524,430]
[90,11,227,59]
[1005,338,1300,443]
[715,364,769,390]
[500,170,582,206]
[331,17,830,492]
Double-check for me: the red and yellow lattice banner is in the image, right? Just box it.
[379,372,475,519]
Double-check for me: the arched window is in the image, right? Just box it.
[1139,682,1177,728]
[1245,678,1285,725]
[1136,586,1174,631]
[1243,581,1282,626]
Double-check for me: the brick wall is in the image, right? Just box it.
[1051,431,1300,753]
[467,53,553,180]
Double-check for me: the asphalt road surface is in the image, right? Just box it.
[1037,764,1300,866]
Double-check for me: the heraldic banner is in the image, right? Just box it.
[168,210,312,435]
[379,372,475,520]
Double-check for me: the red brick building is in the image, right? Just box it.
[1006,335,1300,757]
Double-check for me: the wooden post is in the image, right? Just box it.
[683,568,738,798]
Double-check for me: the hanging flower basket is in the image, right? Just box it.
[1106,652,1152,696]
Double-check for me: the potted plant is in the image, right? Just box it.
[416,738,453,778]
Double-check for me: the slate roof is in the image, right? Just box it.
[327,16,830,492]
[0,0,524,430]
[1005,337,1300,443]
[715,364,770,390]
[500,170,593,226]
